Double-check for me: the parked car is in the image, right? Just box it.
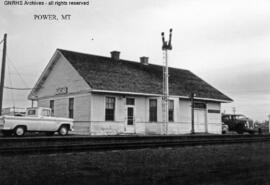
[222,114,256,134]
[222,123,229,134]
[0,107,73,137]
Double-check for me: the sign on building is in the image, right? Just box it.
[56,87,68,95]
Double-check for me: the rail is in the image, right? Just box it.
[0,134,269,155]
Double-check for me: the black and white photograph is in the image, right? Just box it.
[0,0,270,184]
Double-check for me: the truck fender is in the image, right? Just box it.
[58,123,71,131]
[13,125,27,131]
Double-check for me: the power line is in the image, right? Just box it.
[6,55,30,89]
[4,86,32,90]
[2,54,33,91]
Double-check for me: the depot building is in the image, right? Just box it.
[28,49,232,135]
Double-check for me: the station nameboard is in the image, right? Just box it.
[208,109,220,114]
[56,87,68,95]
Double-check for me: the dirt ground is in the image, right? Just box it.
[0,142,270,185]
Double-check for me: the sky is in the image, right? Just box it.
[0,0,270,121]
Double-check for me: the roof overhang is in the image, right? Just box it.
[180,96,232,103]
[28,50,62,100]
[91,89,161,97]
[91,89,233,103]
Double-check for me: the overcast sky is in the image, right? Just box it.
[0,0,270,121]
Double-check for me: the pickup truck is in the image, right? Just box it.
[222,114,256,134]
[0,107,73,137]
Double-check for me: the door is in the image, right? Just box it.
[38,109,57,131]
[194,109,207,133]
[126,106,135,133]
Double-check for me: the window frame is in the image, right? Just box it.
[49,100,54,116]
[27,109,36,116]
[168,100,174,122]
[149,99,157,122]
[127,107,134,125]
[41,109,51,117]
[126,98,135,105]
[68,98,74,119]
[105,97,116,121]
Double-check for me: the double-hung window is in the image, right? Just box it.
[69,98,74,118]
[50,100,54,116]
[169,100,174,122]
[149,99,157,122]
[105,97,115,121]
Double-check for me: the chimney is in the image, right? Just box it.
[140,56,149,65]
[110,51,120,60]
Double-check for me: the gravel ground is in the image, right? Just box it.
[0,142,270,185]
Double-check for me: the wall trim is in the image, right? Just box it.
[37,91,91,101]
[91,89,231,103]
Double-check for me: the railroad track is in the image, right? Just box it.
[0,134,270,155]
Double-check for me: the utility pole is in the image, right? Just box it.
[0,34,7,116]
[161,29,172,135]
[232,107,236,115]
[190,92,196,134]
[268,114,270,134]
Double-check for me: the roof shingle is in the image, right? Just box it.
[58,49,232,102]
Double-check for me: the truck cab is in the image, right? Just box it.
[26,107,52,117]
[0,107,73,137]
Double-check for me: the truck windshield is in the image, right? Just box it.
[236,115,247,120]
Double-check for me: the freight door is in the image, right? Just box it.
[194,109,207,133]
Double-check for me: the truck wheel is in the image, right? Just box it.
[58,126,69,136]
[14,126,26,137]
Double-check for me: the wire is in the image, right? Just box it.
[1,54,33,91]
[6,55,30,89]
[0,39,3,45]
[7,63,15,107]
[4,86,32,90]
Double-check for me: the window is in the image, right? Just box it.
[41,109,51,117]
[127,107,134,125]
[126,98,135,105]
[69,98,74,118]
[208,109,220,114]
[222,115,230,122]
[169,100,174,122]
[149,99,157,122]
[194,102,206,109]
[105,97,115,121]
[236,115,247,120]
[27,109,36,116]
[50,100,54,116]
